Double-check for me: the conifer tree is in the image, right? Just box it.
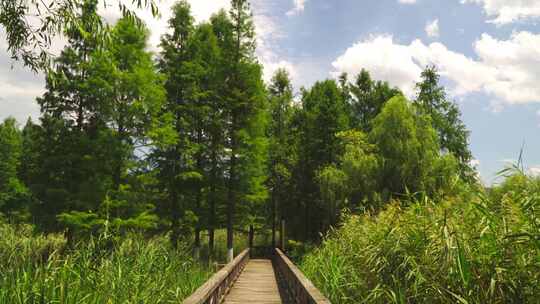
[297,79,349,240]
[414,66,473,181]
[349,69,401,132]
[157,0,200,244]
[267,69,294,246]
[217,0,268,260]
[106,16,166,191]
[33,0,113,232]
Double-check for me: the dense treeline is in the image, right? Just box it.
[0,0,473,263]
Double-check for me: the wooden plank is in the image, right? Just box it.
[223,259,283,304]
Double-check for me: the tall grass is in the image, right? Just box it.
[301,173,540,303]
[0,224,210,303]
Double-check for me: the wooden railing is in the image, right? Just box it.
[182,249,250,304]
[273,248,331,304]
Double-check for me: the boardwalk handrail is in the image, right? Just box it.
[183,249,250,304]
[273,248,331,304]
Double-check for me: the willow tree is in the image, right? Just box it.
[370,95,457,197]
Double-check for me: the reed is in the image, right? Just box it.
[0,225,210,303]
[301,172,540,303]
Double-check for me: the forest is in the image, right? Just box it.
[0,0,538,303]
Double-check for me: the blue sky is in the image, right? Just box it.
[1,0,539,184]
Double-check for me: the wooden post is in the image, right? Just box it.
[280,218,285,251]
[248,225,254,250]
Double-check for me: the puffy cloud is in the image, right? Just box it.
[332,35,423,97]
[425,19,440,38]
[332,31,540,104]
[286,0,307,16]
[473,32,540,104]
[462,0,540,24]
[398,0,417,4]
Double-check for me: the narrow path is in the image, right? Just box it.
[223,259,283,304]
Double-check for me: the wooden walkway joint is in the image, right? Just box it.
[183,248,331,304]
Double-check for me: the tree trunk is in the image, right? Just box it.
[227,125,237,262]
[227,150,236,262]
[171,185,180,246]
[271,188,276,248]
[194,188,201,260]
[208,145,218,259]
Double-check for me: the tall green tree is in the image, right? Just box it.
[370,95,457,197]
[414,65,473,181]
[37,0,104,131]
[106,16,167,191]
[267,68,295,246]
[296,79,349,240]
[216,0,268,260]
[157,0,199,244]
[189,22,224,257]
[32,0,114,232]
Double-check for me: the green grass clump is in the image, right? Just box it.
[0,224,210,303]
[301,173,540,303]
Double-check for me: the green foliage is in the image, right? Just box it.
[414,66,473,181]
[0,0,159,70]
[292,79,350,239]
[317,130,379,215]
[348,69,401,132]
[302,174,540,303]
[0,222,210,303]
[0,118,31,220]
[370,95,457,197]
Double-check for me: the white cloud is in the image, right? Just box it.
[528,166,540,177]
[286,0,307,16]
[0,58,43,122]
[398,0,417,4]
[332,35,423,97]
[332,31,540,104]
[252,1,297,83]
[425,19,440,38]
[462,0,540,24]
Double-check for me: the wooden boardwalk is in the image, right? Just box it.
[223,259,284,304]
